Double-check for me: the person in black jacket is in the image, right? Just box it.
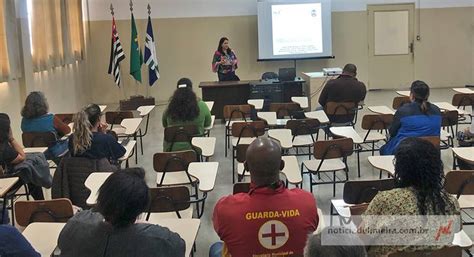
[68,104,125,161]
[58,168,185,257]
[318,64,366,108]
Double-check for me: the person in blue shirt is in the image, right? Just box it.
[68,104,125,162]
[21,91,71,161]
[0,224,40,256]
[21,91,71,137]
[380,81,441,155]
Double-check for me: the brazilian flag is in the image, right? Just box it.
[130,13,143,82]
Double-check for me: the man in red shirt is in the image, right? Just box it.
[212,138,318,257]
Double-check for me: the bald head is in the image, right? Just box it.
[342,64,357,77]
[245,138,284,186]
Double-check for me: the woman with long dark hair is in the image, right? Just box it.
[363,137,459,256]
[162,78,211,151]
[69,104,125,161]
[0,113,26,169]
[380,81,441,155]
[0,113,45,200]
[211,37,240,81]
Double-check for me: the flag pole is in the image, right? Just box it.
[130,0,137,97]
[110,3,126,100]
[146,3,152,97]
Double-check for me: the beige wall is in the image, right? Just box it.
[414,7,474,88]
[0,63,89,141]
[32,63,89,114]
[0,0,90,141]
[0,81,24,139]
[86,6,473,105]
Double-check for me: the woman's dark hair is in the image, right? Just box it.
[0,113,11,143]
[394,137,455,215]
[176,77,193,89]
[96,167,149,228]
[167,85,199,122]
[217,37,231,55]
[410,80,430,114]
[84,104,102,126]
[21,91,49,119]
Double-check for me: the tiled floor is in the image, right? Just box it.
[109,88,474,256]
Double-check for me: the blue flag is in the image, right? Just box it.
[144,16,159,86]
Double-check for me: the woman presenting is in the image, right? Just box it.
[212,37,240,81]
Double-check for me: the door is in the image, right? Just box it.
[368,4,415,90]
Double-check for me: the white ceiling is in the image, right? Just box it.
[85,0,474,20]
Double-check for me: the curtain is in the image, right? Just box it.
[0,0,21,82]
[65,0,85,61]
[30,0,84,72]
[0,0,9,81]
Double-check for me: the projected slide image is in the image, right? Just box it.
[271,3,323,56]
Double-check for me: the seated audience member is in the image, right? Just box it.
[69,104,125,162]
[304,227,367,257]
[21,91,71,159]
[381,81,441,155]
[456,119,474,169]
[58,168,185,257]
[318,64,366,123]
[162,78,211,151]
[0,224,40,256]
[363,138,460,257]
[0,113,46,200]
[212,138,318,257]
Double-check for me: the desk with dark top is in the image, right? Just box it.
[199,79,305,119]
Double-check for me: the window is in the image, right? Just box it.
[66,0,85,60]
[0,0,10,81]
[28,0,84,72]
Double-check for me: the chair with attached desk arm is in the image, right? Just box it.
[301,138,354,196]
[106,111,141,164]
[392,96,411,110]
[324,101,359,128]
[445,170,474,226]
[452,93,474,125]
[418,136,441,150]
[330,178,395,226]
[223,104,253,157]
[105,111,134,132]
[22,131,68,167]
[0,175,28,225]
[269,102,303,120]
[285,119,320,159]
[146,186,195,220]
[440,110,458,149]
[14,198,74,227]
[235,144,250,183]
[153,151,209,218]
[163,124,200,152]
[231,121,266,183]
